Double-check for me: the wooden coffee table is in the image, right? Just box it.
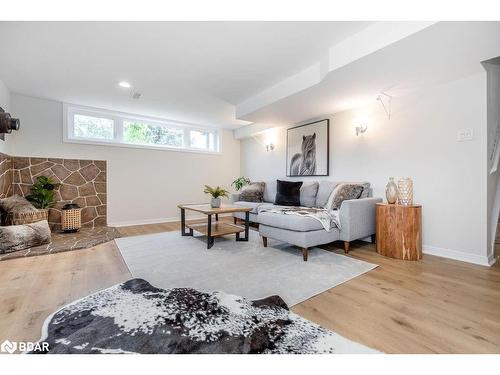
[177,204,252,249]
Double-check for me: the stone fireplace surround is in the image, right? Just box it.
[0,152,107,229]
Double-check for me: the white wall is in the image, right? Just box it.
[241,73,491,266]
[0,78,11,154]
[10,94,241,226]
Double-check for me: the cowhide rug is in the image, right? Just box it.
[32,278,379,354]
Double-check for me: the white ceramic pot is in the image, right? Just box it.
[211,197,221,208]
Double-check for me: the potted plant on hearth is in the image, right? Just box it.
[203,185,229,208]
[26,176,60,221]
[6,176,60,226]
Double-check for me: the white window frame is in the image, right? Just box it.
[63,103,221,154]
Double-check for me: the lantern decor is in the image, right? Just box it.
[61,203,82,233]
[397,178,414,206]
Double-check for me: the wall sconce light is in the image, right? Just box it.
[354,122,367,136]
[261,127,278,151]
[265,143,275,152]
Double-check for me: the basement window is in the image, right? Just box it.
[73,114,114,140]
[64,104,221,153]
[123,121,184,148]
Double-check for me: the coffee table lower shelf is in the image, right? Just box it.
[187,222,245,237]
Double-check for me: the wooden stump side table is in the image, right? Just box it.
[375,203,422,261]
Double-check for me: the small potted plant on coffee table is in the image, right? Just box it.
[203,185,229,208]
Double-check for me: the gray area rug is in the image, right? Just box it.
[116,230,377,307]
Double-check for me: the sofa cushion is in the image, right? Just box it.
[264,180,320,206]
[0,220,51,253]
[325,183,364,210]
[263,180,277,203]
[300,181,319,207]
[260,224,340,248]
[316,181,371,207]
[258,211,324,232]
[239,182,265,202]
[234,201,269,214]
[358,182,371,198]
[275,180,302,206]
[315,181,338,208]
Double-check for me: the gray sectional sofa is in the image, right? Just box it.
[231,180,382,261]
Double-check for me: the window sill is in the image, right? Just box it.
[63,137,223,155]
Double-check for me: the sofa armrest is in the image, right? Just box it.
[339,197,383,241]
[230,193,241,204]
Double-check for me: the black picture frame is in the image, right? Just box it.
[286,119,329,177]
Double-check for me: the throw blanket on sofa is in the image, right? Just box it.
[259,207,340,232]
[31,278,378,354]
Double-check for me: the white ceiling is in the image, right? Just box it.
[0,21,372,128]
[236,21,500,131]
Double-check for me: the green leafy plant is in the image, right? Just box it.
[26,176,61,209]
[231,176,250,191]
[203,185,229,199]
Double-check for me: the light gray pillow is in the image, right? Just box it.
[0,220,51,253]
[239,182,265,203]
[325,183,364,210]
[263,180,277,203]
[300,181,319,207]
[315,181,338,208]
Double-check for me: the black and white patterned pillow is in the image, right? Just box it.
[239,182,265,202]
[324,183,364,210]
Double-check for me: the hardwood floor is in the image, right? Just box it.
[1,219,499,353]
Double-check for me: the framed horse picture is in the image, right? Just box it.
[286,119,329,177]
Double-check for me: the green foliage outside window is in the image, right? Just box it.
[74,115,114,139]
[123,122,183,147]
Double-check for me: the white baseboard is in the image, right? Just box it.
[423,245,497,267]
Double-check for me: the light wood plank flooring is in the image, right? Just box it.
[1,219,499,353]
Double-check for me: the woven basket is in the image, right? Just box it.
[6,208,49,226]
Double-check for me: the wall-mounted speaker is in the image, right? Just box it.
[0,107,20,141]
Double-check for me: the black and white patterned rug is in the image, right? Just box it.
[33,279,379,354]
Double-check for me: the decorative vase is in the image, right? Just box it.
[397,178,414,206]
[385,177,398,204]
[210,197,221,208]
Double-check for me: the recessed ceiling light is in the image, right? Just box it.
[118,81,131,88]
